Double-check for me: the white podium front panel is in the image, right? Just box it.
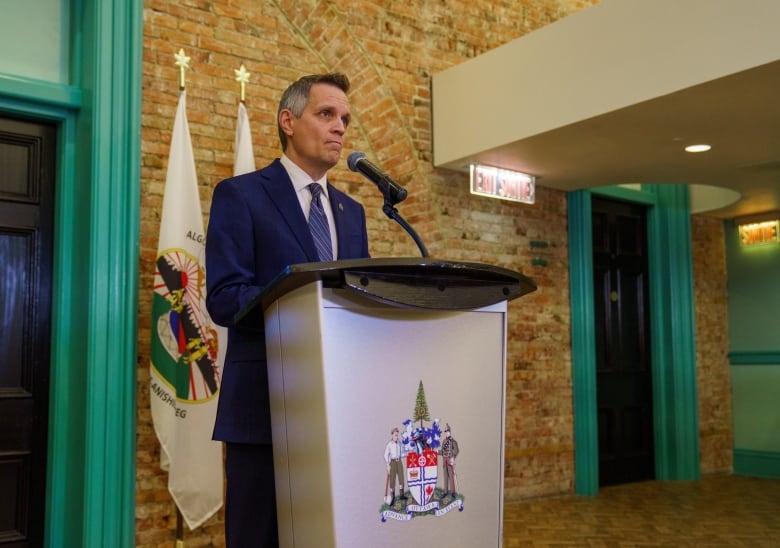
[265,282,507,548]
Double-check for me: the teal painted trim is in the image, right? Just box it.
[568,190,599,495]
[0,72,82,108]
[734,449,780,478]
[78,0,142,546]
[47,108,87,547]
[590,185,658,206]
[646,190,672,477]
[645,184,700,480]
[729,351,780,365]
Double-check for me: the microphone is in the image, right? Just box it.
[347,152,408,204]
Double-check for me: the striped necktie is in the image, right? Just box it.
[308,183,333,261]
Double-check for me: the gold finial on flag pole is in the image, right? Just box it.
[174,48,191,90]
[234,64,251,102]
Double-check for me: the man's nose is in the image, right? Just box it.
[332,119,346,133]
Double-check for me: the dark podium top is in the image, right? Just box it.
[235,258,536,323]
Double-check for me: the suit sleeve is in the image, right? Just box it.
[205,178,263,328]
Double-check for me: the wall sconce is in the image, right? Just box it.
[735,211,780,246]
[470,164,535,204]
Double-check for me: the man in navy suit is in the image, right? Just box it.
[205,72,370,547]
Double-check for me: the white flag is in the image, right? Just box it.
[233,100,256,176]
[150,90,223,530]
[208,102,257,382]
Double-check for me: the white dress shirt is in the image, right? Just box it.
[280,154,337,259]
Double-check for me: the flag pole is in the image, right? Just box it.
[173,48,191,548]
[176,508,185,548]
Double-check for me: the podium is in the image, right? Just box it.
[239,258,536,547]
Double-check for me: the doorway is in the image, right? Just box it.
[0,114,56,546]
[591,196,655,486]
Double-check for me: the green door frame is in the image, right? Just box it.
[0,1,142,545]
[568,185,701,495]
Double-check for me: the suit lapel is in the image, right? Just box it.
[260,160,320,262]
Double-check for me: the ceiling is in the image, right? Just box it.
[467,59,780,220]
[431,0,780,221]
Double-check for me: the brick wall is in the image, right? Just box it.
[691,215,733,475]
[138,1,731,545]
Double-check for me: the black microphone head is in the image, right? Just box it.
[347,151,366,172]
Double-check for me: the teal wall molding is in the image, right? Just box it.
[645,184,700,480]
[568,184,701,495]
[0,73,82,109]
[734,449,780,479]
[729,351,780,365]
[68,1,143,546]
[567,190,599,496]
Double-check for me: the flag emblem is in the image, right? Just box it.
[153,249,219,400]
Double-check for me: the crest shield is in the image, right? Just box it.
[406,449,438,506]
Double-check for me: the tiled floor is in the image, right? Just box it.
[503,475,780,547]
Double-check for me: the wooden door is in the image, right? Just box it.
[0,115,56,546]
[592,196,655,486]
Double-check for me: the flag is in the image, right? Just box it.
[208,101,256,383]
[150,90,223,530]
[233,100,256,175]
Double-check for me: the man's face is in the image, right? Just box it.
[281,83,351,180]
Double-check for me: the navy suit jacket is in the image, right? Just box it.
[206,159,370,444]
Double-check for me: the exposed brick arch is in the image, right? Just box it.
[275,1,430,256]
[276,1,419,182]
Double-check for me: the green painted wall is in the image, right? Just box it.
[0,0,70,83]
[732,366,780,452]
[725,220,780,463]
[725,222,780,353]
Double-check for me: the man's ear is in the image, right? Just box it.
[279,109,294,138]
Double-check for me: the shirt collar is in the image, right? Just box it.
[280,154,328,196]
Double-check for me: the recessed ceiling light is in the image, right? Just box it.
[685,144,712,153]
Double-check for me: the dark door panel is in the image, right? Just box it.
[0,115,56,547]
[592,197,654,487]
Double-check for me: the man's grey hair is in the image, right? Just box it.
[277,72,350,151]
